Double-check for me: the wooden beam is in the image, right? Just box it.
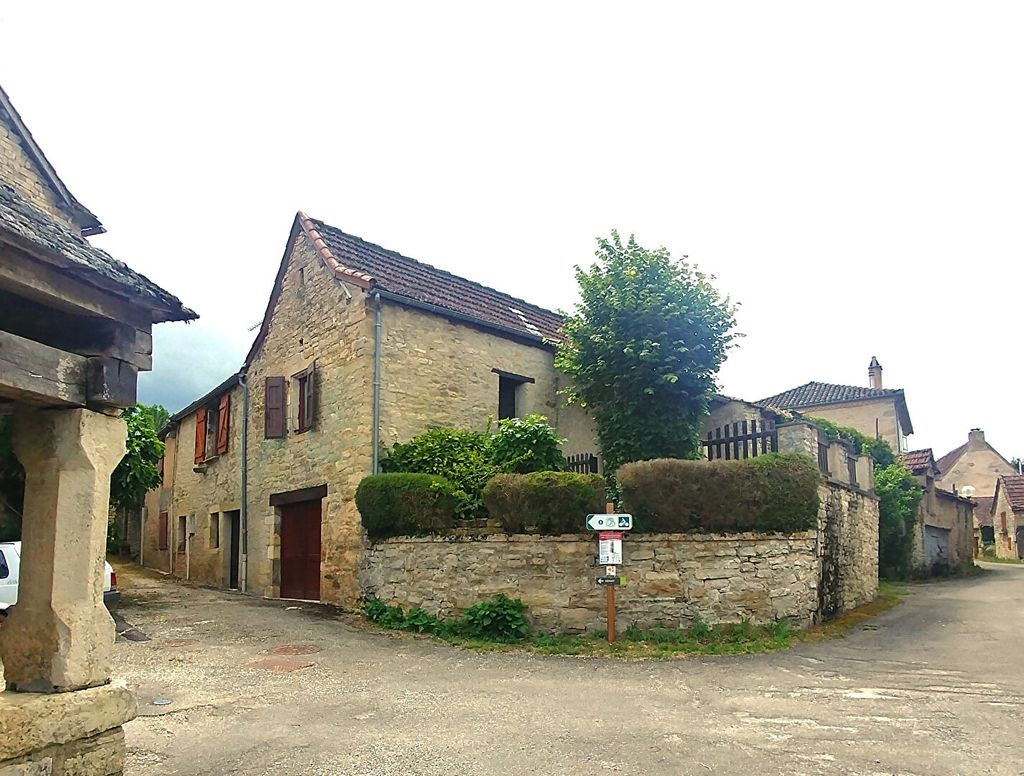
[87,357,137,408]
[0,329,86,407]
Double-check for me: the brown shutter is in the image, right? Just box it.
[194,408,207,464]
[265,376,286,438]
[158,512,169,551]
[216,393,231,454]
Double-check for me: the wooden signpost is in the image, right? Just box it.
[587,505,633,643]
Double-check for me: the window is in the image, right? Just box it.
[194,393,231,463]
[0,548,8,580]
[209,512,220,549]
[294,362,317,433]
[1001,511,1008,534]
[492,369,535,420]
[158,512,169,551]
[177,516,187,552]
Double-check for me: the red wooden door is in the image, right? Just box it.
[279,500,322,600]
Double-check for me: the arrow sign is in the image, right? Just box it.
[596,575,626,586]
[586,513,632,531]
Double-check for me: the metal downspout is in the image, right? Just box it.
[239,372,249,593]
[372,291,382,474]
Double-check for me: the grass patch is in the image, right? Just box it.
[978,555,1024,565]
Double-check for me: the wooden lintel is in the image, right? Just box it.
[87,357,138,409]
[0,329,87,407]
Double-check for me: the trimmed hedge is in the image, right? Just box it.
[355,473,457,539]
[617,453,821,534]
[482,471,606,534]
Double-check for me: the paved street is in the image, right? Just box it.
[112,563,1024,776]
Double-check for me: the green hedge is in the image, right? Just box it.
[617,453,821,534]
[355,473,457,539]
[482,471,606,534]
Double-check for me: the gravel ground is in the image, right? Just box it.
[109,562,1024,776]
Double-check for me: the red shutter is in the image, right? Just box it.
[216,393,231,454]
[158,512,169,551]
[194,408,207,464]
[265,376,286,438]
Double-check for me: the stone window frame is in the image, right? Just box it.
[492,368,535,421]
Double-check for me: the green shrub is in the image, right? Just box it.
[483,471,606,534]
[355,473,457,539]
[488,414,566,474]
[460,594,529,642]
[617,453,821,534]
[807,416,895,467]
[382,428,497,518]
[875,463,922,580]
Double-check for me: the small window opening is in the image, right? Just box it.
[177,516,187,553]
[210,512,220,549]
[498,377,518,420]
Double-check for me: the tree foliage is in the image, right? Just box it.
[875,463,923,580]
[488,414,565,474]
[110,404,166,511]
[555,231,738,476]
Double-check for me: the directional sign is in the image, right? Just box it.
[586,513,633,531]
[596,575,626,587]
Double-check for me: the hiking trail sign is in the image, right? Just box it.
[586,513,632,531]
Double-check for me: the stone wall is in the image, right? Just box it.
[378,301,598,461]
[796,397,904,454]
[362,532,820,632]
[0,105,74,229]
[817,482,878,617]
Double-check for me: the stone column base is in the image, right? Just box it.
[0,684,136,775]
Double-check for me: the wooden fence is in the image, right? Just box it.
[702,419,778,461]
[565,453,599,474]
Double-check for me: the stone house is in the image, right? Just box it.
[901,449,974,573]
[934,429,1017,550]
[757,357,913,453]
[144,212,598,605]
[0,82,193,774]
[989,474,1024,560]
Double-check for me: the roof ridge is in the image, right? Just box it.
[297,212,373,288]
[309,216,563,321]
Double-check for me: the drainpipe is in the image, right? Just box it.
[372,291,382,474]
[239,372,249,593]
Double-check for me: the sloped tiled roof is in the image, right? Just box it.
[997,475,1024,512]
[901,449,935,475]
[758,381,903,409]
[0,183,195,321]
[935,443,967,474]
[308,216,564,343]
[973,496,994,527]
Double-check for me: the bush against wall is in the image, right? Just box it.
[381,414,566,518]
[617,453,821,534]
[875,464,922,579]
[807,416,895,467]
[483,471,606,534]
[355,473,458,539]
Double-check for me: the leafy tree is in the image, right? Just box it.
[875,463,923,579]
[555,231,739,476]
[110,404,165,511]
[140,403,171,432]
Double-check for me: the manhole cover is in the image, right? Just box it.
[163,638,198,647]
[270,644,321,656]
[152,698,172,706]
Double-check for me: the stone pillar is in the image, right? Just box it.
[0,408,126,692]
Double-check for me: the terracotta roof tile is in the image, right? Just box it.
[901,449,935,474]
[305,215,564,343]
[758,381,903,409]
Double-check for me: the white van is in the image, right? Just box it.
[0,541,120,621]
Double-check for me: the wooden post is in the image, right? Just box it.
[606,501,616,644]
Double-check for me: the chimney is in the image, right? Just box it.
[868,356,883,389]
[967,428,985,450]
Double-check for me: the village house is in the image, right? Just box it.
[989,474,1024,560]
[757,357,913,453]
[144,213,598,605]
[900,449,974,573]
[934,429,1017,551]
[0,82,193,774]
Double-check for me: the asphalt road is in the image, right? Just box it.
[112,563,1024,776]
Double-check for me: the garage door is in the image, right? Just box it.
[279,500,322,601]
[925,526,950,574]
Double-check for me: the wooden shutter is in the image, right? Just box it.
[265,376,286,438]
[158,512,169,551]
[216,393,231,454]
[302,362,316,431]
[194,408,207,464]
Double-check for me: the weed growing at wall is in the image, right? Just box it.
[617,453,820,533]
[364,593,529,642]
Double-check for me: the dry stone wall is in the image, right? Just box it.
[361,532,820,632]
[817,482,879,617]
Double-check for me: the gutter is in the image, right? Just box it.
[372,292,382,474]
[239,371,249,592]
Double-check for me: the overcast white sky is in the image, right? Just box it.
[2,2,1021,460]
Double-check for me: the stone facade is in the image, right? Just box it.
[909,487,974,574]
[935,429,1016,500]
[0,105,73,229]
[797,397,907,454]
[361,479,878,632]
[142,383,244,587]
[991,483,1022,560]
